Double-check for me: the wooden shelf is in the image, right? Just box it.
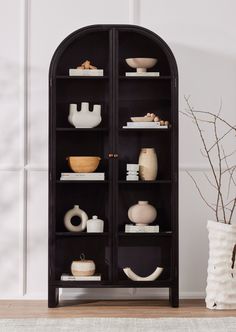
[56,180,108,184]
[53,280,172,288]
[116,280,172,287]
[118,180,171,184]
[118,232,172,237]
[56,232,109,237]
[53,281,111,288]
[119,76,171,80]
[120,128,170,132]
[56,75,108,79]
[56,128,108,132]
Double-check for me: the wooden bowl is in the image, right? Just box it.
[67,156,101,173]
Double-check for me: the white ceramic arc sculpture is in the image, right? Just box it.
[123,266,163,281]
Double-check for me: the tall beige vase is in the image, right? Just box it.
[138,148,158,181]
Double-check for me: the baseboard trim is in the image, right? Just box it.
[0,290,205,301]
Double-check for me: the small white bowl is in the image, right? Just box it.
[131,116,154,122]
[126,58,157,73]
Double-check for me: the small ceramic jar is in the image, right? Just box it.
[87,215,104,233]
[71,257,96,276]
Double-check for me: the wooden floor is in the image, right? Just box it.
[0,300,235,318]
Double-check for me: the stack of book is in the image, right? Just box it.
[61,274,101,281]
[125,224,160,233]
[125,72,160,77]
[123,122,168,129]
[69,69,104,76]
[60,173,105,181]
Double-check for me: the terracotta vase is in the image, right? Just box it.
[128,201,157,225]
[138,148,158,181]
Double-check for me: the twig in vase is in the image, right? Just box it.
[182,96,236,224]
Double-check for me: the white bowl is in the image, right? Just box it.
[126,58,157,73]
[131,116,154,122]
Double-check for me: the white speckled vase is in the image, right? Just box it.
[206,220,236,309]
[128,201,157,225]
[138,148,158,181]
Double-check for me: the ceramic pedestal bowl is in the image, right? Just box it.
[67,156,101,173]
[125,58,157,73]
[131,116,155,122]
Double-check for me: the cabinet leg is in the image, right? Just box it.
[169,286,179,307]
[48,286,59,308]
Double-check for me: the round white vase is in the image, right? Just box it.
[128,201,157,225]
[71,259,96,276]
[138,148,158,181]
[64,205,88,232]
[206,220,236,309]
[87,215,104,233]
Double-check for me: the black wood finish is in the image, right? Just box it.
[49,24,178,308]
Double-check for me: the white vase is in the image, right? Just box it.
[68,104,77,125]
[138,148,158,181]
[68,102,102,128]
[87,215,104,233]
[206,220,236,309]
[128,201,157,225]
[64,205,88,232]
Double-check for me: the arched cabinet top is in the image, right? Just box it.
[49,24,178,78]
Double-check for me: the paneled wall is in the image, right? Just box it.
[0,0,235,299]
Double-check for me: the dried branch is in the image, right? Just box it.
[182,96,236,224]
[184,96,220,222]
[229,199,236,224]
[203,172,217,190]
[189,109,236,133]
[186,171,216,213]
[213,116,226,223]
[221,146,236,199]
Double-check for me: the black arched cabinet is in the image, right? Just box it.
[49,25,178,308]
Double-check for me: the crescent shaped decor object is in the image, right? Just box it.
[123,267,163,281]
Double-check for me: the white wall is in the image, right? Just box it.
[0,0,235,300]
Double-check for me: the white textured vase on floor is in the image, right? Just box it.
[138,148,158,181]
[206,220,236,309]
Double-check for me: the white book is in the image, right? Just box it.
[60,178,105,181]
[69,69,104,76]
[126,175,139,181]
[61,172,105,177]
[60,173,105,180]
[126,122,160,127]
[61,274,101,281]
[123,126,168,129]
[125,72,160,77]
[125,224,159,233]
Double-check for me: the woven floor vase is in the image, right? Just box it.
[138,148,158,181]
[206,220,236,309]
